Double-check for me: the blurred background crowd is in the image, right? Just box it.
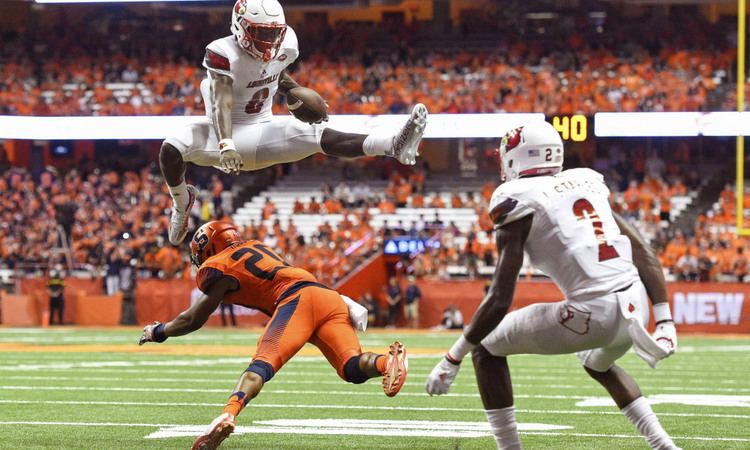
[0,2,739,116]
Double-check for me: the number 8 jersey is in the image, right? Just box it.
[488,168,639,300]
[201,27,299,125]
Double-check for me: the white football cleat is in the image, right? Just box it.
[168,184,198,245]
[191,412,235,450]
[387,103,428,166]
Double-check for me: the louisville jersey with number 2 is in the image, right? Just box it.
[201,28,299,124]
[196,239,316,316]
[489,168,639,300]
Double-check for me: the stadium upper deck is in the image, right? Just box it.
[0,3,737,116]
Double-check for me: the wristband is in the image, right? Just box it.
[653,302,673,325]
[447,335,476,362]
[219,138,235,152]
[153,323,168,343]
[445,354,462,365]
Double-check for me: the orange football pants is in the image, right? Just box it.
[252,286,361,380]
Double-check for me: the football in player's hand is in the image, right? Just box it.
[287,87,328,124]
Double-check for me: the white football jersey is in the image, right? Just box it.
[488,168,639,300]
[201,27,299,124]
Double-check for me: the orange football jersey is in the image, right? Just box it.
[196,240,317,315]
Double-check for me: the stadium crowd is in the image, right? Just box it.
[1,145,749,284]
[0,5,735,116]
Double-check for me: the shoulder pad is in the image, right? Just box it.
[488,182,535,229]
[196,266,224,294]
[560,168,605,184]
[279,27,299,65]
[203,39,234,79]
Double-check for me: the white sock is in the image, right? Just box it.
[362,134,391,156]
[622,397,678,450]
[486,406,522,450]
[168,181,189,211]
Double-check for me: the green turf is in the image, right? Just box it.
[0,328,748,449]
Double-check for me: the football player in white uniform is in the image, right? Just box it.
[425,122,680,450]
[161,0,428,245]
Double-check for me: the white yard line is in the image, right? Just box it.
[0,385,561,398]
[2,375,750,394]
[0,420,745,443]
[2,366,747,387]
[0,399,748,419]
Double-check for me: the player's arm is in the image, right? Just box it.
[277,70,301,96]
[613,212,667,306]
[426,214,531,395]
[613,212,676,353]
[208,71,242,174]
[463,215,531,345]
[203,45,242,175]
[209,71,233,144]
[138,277,233,344]
[278,70,328,124]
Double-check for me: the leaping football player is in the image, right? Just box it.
[425,122,681,450]
[161,0,428,245]
[139,221,408,450]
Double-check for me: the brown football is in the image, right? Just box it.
[287,87,329,124]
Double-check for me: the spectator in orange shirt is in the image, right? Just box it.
[658,186,671,223]
[396,183,412,208]
[324,197,342,214]
[155,244,181,278]
[292,198,305,214]
[378,196,396,214]
[411,193,425,208]
[450,192,464,209]
[261,197,277,220]
[733,247,748,282]
[429,194,446,209]
[307,197,322,214]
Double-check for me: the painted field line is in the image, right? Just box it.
[0,420,745,443]
[2,375,749,394]
[0,385,575,399]
[522,431,750,443]
[0,421,180,428]
[5,385,748,406]
[1,399,749,419]
[3,366,747,386]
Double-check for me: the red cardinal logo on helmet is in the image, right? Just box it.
[502,127,524,153]
[234,0,246,15]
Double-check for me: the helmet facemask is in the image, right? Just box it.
[236,19,287,62]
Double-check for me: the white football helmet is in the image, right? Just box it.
[498,121,564,182]
[231,0,287,62]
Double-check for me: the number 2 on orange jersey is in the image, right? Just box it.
[231,243,290,280]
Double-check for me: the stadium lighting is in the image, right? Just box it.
[8,112,750,140]
[0,114,545,140]
[594,112,750,137]
[34,0,211,3]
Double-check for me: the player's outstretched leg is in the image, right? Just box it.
[160,141,199,245]
[320,103,428,166]
[191,370,265,450]
[339,342,408,397]
[472,345,522,450]
[584,365,681,450]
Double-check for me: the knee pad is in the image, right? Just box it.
[343,355,369,384]
[245,360,275,383]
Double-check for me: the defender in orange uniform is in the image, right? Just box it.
[139,221,408,450]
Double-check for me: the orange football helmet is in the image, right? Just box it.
[190,221,242,267]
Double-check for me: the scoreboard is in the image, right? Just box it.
[549,115,588,142]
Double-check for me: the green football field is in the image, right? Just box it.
[0,328,748,449]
